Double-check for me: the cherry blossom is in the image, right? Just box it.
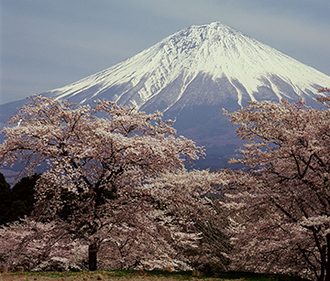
[0,96,204,270]
[223,97,330,280]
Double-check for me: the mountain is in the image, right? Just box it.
[1,21,330,169]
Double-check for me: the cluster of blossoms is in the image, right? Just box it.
[1,92,330,280]
[0,96,228,272]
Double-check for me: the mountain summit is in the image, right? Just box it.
[2,22,330,168]
[45,21,330,112]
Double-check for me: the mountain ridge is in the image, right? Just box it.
[43,21,330,112]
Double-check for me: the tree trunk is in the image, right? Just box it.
[321,245,326,281]
[89,242,98,271]
[326,234,330,281]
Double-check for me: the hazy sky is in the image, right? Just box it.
[1,0,330,104]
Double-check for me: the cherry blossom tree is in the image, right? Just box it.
[142,169,231,272]
[222,97,330,280]
[318,87,330,94]
[0,218,87,271]
[0,169,230,272]
[0,96,203,271]
[317,88,330,108]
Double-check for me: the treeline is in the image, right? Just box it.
[0,173,38,224]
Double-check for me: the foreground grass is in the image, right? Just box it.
[0,270,309,281]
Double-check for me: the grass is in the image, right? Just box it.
[0,270,310,281]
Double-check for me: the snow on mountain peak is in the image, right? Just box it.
[47,21,330,110]
[2,21,330,171]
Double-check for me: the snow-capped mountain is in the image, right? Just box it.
[45,21,329,111]
[1,22,330,168]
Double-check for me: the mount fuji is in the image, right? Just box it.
[1,22,330,168]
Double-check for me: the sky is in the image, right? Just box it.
[1,0,330,105]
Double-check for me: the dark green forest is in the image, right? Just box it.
[0,173,39,225]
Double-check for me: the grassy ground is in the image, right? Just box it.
[0,270,308,281]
